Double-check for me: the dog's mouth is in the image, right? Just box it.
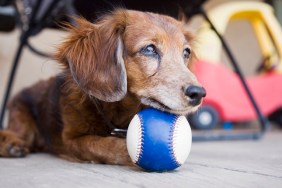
[145,97,172,111]
[141,97,196,115]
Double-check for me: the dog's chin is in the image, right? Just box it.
[141,97,200,116]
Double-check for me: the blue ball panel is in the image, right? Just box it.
[136,108,180,171]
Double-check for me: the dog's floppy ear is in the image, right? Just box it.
[57,10,127,102]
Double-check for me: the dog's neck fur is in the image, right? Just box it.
[63,75,141,132]
[94,92,142,129]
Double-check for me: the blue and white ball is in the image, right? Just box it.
[126,108,192,172]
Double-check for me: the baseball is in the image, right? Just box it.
[126,108,192,172]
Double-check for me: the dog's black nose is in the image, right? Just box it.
[185,86,206,106]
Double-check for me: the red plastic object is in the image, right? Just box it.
[194,60,282,122]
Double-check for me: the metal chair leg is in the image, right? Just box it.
[0,34,28,129]
[0,0,65,129]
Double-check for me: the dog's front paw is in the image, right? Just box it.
[107,137,133,166]
[6,140,29,157]
[0,131,29,157]
[118,141,134,166]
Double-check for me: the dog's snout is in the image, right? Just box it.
[185,86,206,106]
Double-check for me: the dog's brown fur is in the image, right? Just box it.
[0,9,204,165]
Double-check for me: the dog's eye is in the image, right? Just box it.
[141,44,159,58]
[183,48,191,59]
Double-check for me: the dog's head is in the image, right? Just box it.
[57,9,206,115]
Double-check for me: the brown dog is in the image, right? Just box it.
[0,9,205,165]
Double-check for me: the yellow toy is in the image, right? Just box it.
[196,1,282,72]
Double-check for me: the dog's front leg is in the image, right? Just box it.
[63,135,133,165]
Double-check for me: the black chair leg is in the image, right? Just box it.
[0,0,44,129]
[0,32,29,129]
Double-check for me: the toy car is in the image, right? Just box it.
[189,1,282,129]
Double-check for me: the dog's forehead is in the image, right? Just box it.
[124,11,188,49]
[130,11,183,33]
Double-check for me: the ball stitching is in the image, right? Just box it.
[169,115,181,167]
[136,114,144,164]
[172,116,185,165]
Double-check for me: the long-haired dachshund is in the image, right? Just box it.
[0,9,206,165]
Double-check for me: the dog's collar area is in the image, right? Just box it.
[92,98,127,138]
[111,128,127,138]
